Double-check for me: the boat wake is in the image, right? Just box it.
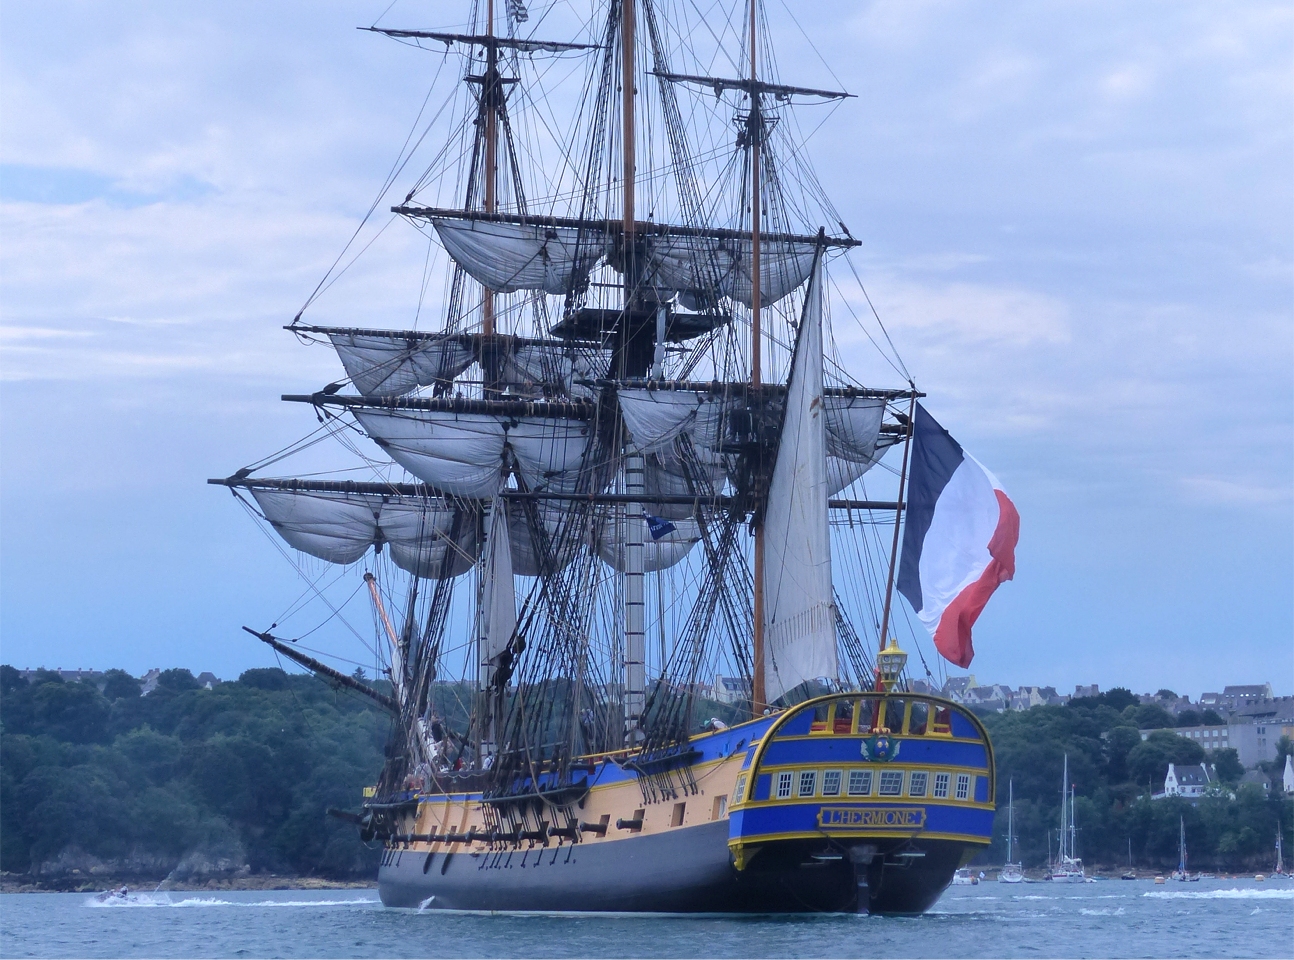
[86,894,378,909]
[1143,888,1294,900]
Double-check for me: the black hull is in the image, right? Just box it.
[378,819,963,914]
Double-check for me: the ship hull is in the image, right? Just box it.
[377,818,966,914]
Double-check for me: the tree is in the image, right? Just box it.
[101,669,142,701]
[1200,709,1224,726]
[1099,688,1139,713]
[1133,703,1176,730]
[1156,689,1177,700]
[1105,726,1144,784]
[156,668,200,693]
[1127,730,1205,787]
[0,665,27,696]
[1175,710,1202,728]
[1208,748,1244,784]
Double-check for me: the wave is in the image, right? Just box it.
[1143,888,1294,900]
[86,894,379,909]
[1079,907,1126,916]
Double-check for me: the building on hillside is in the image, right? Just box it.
[1073,684,1099,699]
[1147,721,1283,768]
[1200,684,1275,716]
[196,672,221,690]
[962,684,1012,713]
[18,668,106,687]
[139,668,162,696]
[1011,685,1064,710]
[941,676,978,702]
[711,674,749,706]
[1284,755,1294,795]
[1239,768,1274,796]
[1160,762,1212,799]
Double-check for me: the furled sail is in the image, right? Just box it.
[641,235,819,309]
[594,513,702,572]
[823,396,894,495]
[501,343,609,399]
[506,501,580,576]
[762,252,837,704]
[328,333,473,397]
[617,387,734,484]
[479,500,517,664]
[432,218,605,294]
[353,409,594,498]
[249,488,477,579]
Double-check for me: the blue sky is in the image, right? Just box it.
[1,1,1290,698]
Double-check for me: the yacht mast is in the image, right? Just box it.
[1006,779,1014,864]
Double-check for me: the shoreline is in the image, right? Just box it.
[0,874,376,894]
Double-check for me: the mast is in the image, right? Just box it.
[749,0,767,716]
[1006,779,1014,864]
[876,392,916,670]
[620,0,646,744]
[478,0,491,338]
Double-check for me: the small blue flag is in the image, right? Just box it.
[642,513,676,540]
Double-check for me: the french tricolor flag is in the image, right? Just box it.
[897,404,1019,668]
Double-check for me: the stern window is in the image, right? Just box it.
[834,700,855,734]
[848,770,872,796]
[909,771,929,797]
[822,770,842,797]
[776,772,794,799]
[879,770,904,796]
[798,771,817,797]
[908,702,929,736]
[955,774,971,800]
[933,773,950,798]
[931,706,953,735]
[733,775,747,803]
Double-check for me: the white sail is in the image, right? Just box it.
[432,218,605,295]
[501,343,609,399]
[505,418,594,495]
[617,387,733,483]
[328,333,473,397]
[595,514,702,572]
[762,253,837,704]
[353,409,592,498]
[642,235,818,308]
[250,488,478,579]
[506,501,580,576]
[251,488,381,564]
[479,500,517,663]
[379,499,478,579]
[823,396,893,495]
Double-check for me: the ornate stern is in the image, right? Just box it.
[727,692,995,912]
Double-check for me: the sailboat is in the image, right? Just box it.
[998,779,1023,883]
[1171,817,1195,882]
[212,0,1007,915]
[1276,825,1288,878]
[1046,755,1085,882]
[1121,838,1136,880]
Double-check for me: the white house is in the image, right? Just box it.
[1162,762,1212,798]
[1284,755,1294,795]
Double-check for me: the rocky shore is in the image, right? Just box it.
[0,872,374,894]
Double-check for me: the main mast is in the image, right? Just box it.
[621,0,646,744]
[749,0,767,716]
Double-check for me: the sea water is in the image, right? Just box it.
[1,878,1290,958]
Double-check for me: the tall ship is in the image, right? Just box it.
[214,0,1019,914]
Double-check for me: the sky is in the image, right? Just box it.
[1,0,1291,699]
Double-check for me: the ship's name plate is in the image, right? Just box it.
[818,806,926,829]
